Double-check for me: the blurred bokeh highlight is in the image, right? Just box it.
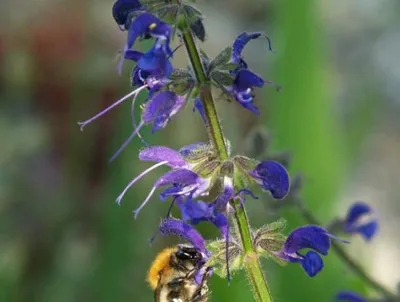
[1,0,400,301]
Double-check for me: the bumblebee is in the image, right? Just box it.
[148,244,211,302]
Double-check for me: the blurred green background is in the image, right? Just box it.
[2,0,400,301]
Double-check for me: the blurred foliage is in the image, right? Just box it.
[1,0,399,302]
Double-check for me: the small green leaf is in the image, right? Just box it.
[252,219,287,265]
[218,62,240,72]
[210,71,235,86]
[155,4,180,24]
[233,155,260,172]
[170,68,192,81]
[232,156,260,190]
[143,0,169,11]
[170,81,194,95]
[182,4,203,20]
[233,168,250,191]
[191,18,206,42]
[207,240,244,278]
[257,218,287,235]
[168,68,195,95]
[193,159,221,178]
[180,142,214,163]
[199,49,210,70]
[208,46,232,72]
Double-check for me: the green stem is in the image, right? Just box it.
[297,203,398,301]
[181,29,228,160]
[233,203,272,302]
[181,28,272,302]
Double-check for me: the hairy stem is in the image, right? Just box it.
[298,203,398,300]
[181,27,272,302]
[233,203,272,302]
[181,29,228,161]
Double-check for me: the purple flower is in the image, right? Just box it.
[228,69,265,114]
[117,13,172,70]
[159,217,209,258]
[177,198,229,239]
[142,91,185,132]
[193,98,208,125]
[277,225,347,277]
[117,13,173,74]
[112,0,143,31]
[78,88,185,161]
[124,46,173,85]
[231,32,272,67]
[227,32,277,114]
[79,24,181,161]
[344,202,378,241]
[115,146,211,219]
[249,160,290,199]
[106,91,185,160]
[336,291,367,302]
[175,182,235,281]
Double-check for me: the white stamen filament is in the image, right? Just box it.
[173,185,198,196]
[78,84,148,131]
[133,185,158,219]
[109,121,145,163]
[131,91,148,147]
[115,161,168,205]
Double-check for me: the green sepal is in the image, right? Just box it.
[143,0,172,14]
[218,62,240,72]
[154,4,180,24]
[141,0,165,7]
[192,159,221,178]
[253,219,287,266]
[179,142,214,164]
[182,4,203,21]
[170,68,192,80]
[210,71,235,86]
[208,46,232,72]
[199,49,210,71]
[168,68,195,95]
[206,239,244,278]
[233,155,260,172]
[181,4,203,30]
[232,155,260,190]
[233,167,250,191]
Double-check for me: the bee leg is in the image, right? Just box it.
[191,266,212,302]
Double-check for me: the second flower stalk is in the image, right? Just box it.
[179,19,276,302]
